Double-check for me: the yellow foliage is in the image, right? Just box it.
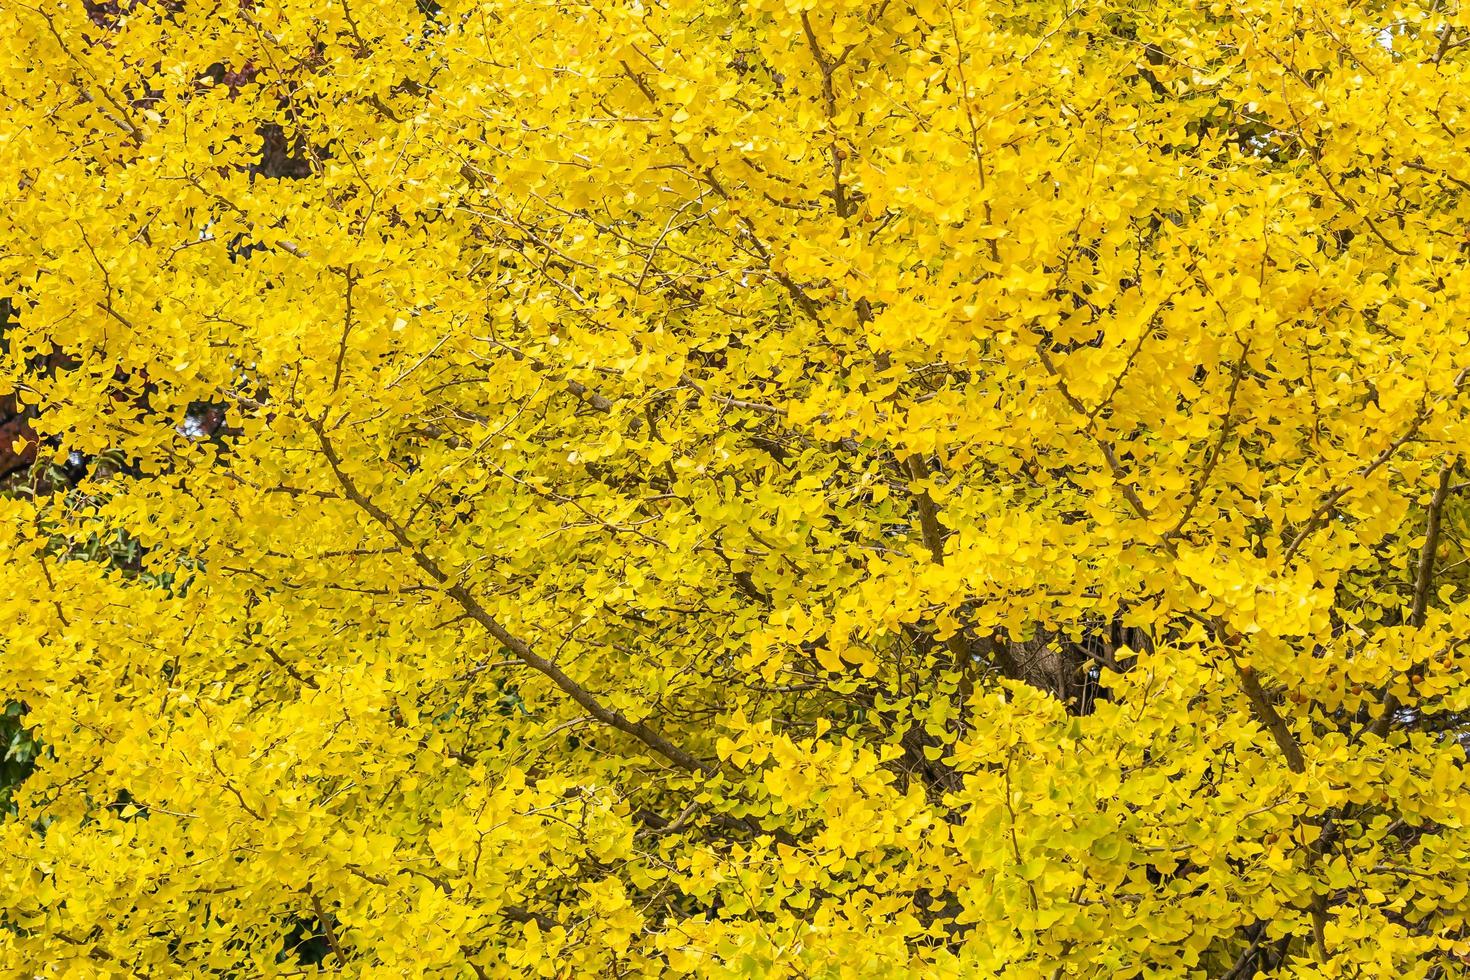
[2,0,1470,975]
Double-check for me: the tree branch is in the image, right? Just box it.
[1361,461,1458,741]
[307,417,711,774]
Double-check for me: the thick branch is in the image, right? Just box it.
[1236,663,1306,773]
[307,418,711,774]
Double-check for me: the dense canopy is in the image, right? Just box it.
[4,0,1470,975]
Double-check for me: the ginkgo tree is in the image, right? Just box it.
[3,0,1470,975]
